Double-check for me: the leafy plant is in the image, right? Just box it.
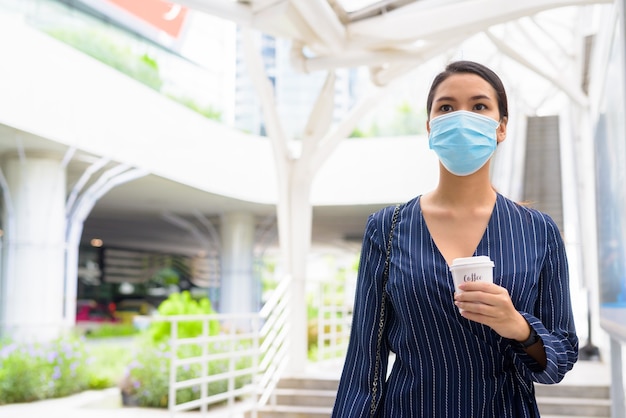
[166,94,223,121]
[45,27,223,122]
[119,337,252,408]
[46,27,163,91]
[117,292,260,408]
[148,291,220,343]
[0,336,90,404]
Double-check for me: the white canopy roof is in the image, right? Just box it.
[177,0,608,113]
[0,0,614,250]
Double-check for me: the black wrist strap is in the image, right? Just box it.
[518,326,540,348]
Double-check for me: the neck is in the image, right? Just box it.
[429,164,497,207]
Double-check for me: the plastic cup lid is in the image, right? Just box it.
[450,255,494,268]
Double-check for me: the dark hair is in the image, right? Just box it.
[426,60,508,121]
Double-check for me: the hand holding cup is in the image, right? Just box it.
[450,256,494,312]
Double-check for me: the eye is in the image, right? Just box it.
[473,103,487,111]
[439,104,453,112]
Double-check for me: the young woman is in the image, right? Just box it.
[331,61,578,417]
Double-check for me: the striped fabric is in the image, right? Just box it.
[331,194,578,418]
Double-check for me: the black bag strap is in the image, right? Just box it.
[370,204,401,417]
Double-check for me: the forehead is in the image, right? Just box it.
[433,73,496,99]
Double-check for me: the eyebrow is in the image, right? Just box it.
[435,94,493,102]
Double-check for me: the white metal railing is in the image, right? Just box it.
[256,276,291,408]
[164,312,260,417]
[155,275,292,417]
[317,280,353,362]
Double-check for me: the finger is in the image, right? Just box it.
[456,290,513,310]
[455,289,498,304]
[457,281,502,293]
[457,302,498,320]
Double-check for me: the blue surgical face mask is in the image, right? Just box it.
[428,110,500,176]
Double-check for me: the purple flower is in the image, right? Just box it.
[27,345,38,357]
[47,351,58,363]
[52,366,61,380]
[0,343,17,359]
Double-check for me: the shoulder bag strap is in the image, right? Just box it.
[370,204,401,417]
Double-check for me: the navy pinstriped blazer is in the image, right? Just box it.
[332,194,578,418]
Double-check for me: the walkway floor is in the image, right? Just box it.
[0,358,611,418]
[0,388,246,418]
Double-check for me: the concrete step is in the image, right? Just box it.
[249,376,336,417]
[273,388,336,408]
[256,377,612,418]
[277,377,339,392]
[542,416,608,418]
[537,395,611,417]
[535,381,611,418]
[541,414,599,418]
[535,383,610,399]
[251,405,333,418]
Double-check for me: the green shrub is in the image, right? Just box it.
[148,291,220,343]
[45,28,223,122]
[119,293,254,408]
[46,27,163,91]
[166,94,222,121]
[119,337,253,408]
[120,339,171,407]
[121,341,211,407]
[0,336,90,404]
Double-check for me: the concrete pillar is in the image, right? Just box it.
[610,338,625,418]
[220,211,256,322]
[0,154,66,341]
[280,176,313,375]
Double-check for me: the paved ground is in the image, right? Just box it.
[0,357,611,418]
[0,387,247,418]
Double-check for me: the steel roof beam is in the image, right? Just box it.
[173,0,253,25]
[289,0,347,53]
[347,0,612,47]
[485,30,589,107]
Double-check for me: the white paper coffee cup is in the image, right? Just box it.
[449,255,494,294]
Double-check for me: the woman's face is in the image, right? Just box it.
[427,73,507,143]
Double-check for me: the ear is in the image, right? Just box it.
[426,119,431,134]
[496,116,508,143]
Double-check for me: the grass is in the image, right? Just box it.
[83,323,140,339]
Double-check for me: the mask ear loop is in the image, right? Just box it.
[495,117,508,144]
